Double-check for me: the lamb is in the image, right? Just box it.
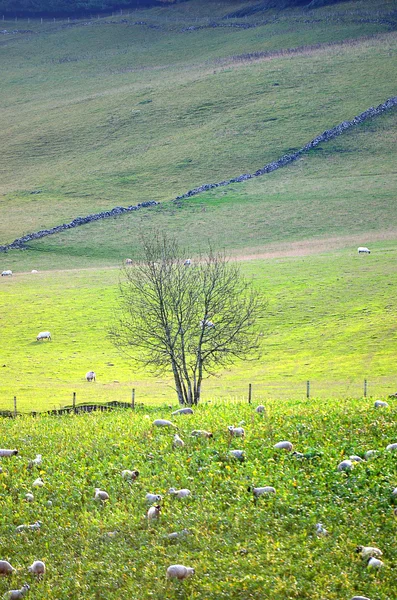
[147,505,161,520]
[173,434,185,448]
[146,493,162,504]
[36,331,51,342]
[153,419,176,428]
[166,565,195,580]
[184,259,191,266]
[274,441,293,451]
[315,523,328,536]
[228,426,245,438]
[25,493,34,503]
[94,488,109,502]
[85,371,96,382]
[255,405,265,413]
[249,486,276,498]
[27,561,45,579]
[1,270,12,276]
[125,258,133,264]
[374,400,388,408]
[121,469,139,481]
[350,455,365,463]
[337,459,353,471]
[366,557,383,569]
[28,455,42,469]
[0,449,18,457]
[172,407,194,416]
[358,247,370,254]
[0,561,16,576]
[16,521,42,534]
[4,583,30,599]
[386,442,397,451]
[356,545,383,559]
[168,487,191,498]
[364,449,378,459]
[32,478,44,487]
[191,430,213,439]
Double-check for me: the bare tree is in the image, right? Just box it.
[111,234,264,405]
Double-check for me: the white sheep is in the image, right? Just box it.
[125,258,133,264]
[374,400,388,408]
[168,487,191,498]
[255,405,265,413]
[27,561,45,579]
[183,259,191,266]
[0,561,16,576]
[274,441,293,451]
[166,565,195,580]
[94,488,109,502]
[366,557,383,569]
[4,583,30,599]
[16,521,42,534]
[337,459,353,471]
[191,430,213,439]
[31,270,38,274]
[173,434,185,448]
[229,449,245,460]
[249,486,276,498]
[167,529,190,540]
[350,455,365,463]
[121,469,139,481]
[32,478,44,488]
[386,442,397,451]
[350,597,371,600]
[146,493,162,504]
[315,523,328,536]
[36,331,51,342]
[147,505,161,520]
[0,449,18,457]
[356,545,382,559]
[364,449,378,459]
[153,419,176,428]
[172,407,194,416]
[391,487,397,496]
[28,455,42,469]
[358,247,370,254]
[228,426,245,438]
[85,371,96,382]
[1,270,12,277]
[25,493,34,503]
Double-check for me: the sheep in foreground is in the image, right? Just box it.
[386,442,397,451]
[94,488,109,502]
[356,546,382,559]
[25,493,34,503]
[166,565,195,580]
[27,561,45,579]
[169,488,191,498]
[350,597,371,600]
[85,371,96,382]
[147,505,161,521]
[374,400,388,408]
[172,407,194,416]
[36,331,51,342]
[191,430,213,439]
[229,449,245,461]
[337,459,353,472]
[358,247,370,254]
[4,584,30,599]
[249,486,276,498]
[16,521,42,534]
[0,561,16,576]
[0,449,18,457]
[146,493,162,504]
[366,557,383,569]
[1,270,12,276]
[173,434,185,448]
[364,449,378,460]
[32,477,44,488]
[274,441,293,451]
[153,419,176,428]
[255,405,265,413]
[350,455,365,463]
[121,469,139,481]
[228,426,245,438]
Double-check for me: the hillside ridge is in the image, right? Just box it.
[1,94,396,254]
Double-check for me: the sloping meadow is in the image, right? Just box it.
[0,399,396,599]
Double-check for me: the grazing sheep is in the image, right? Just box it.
[153,419,176,428]
[31,270,38,274]
[358,247,370,254]
[364,449,378,460]
[356,546,383,559]
[350,455,365,463]
[337,459,353,472]
[366,557,383,569]
[147,505,161,520]
[4,583,30,599]
[121,469,139,481]
[392,487,397,496]
[0,449,18,457]
[32,478,44,488]
[191,430,213,439]
[274,441,293,451]
[85,371,96,382]
[36,331,51,342]
[1,270,12,276]
[200,319,215,329]
[167,529,190,540]
[125,258,133,265]
[172,407,194,416]
[386,443,397,451]
[315,523,328,536]
[27,561,45,579]
[374,400,388,408]
[146,493,162,504]
[28,455,42,469]
[94,488,109,502]
[25,493,34,503]
[229,449,245,461]
[166,565,195,580]
[184,259,191,266]
[0,561,16,576]
[228,426,245,438]
[168,487,191,498]
[249,486,276,498]
[255,405,265,413]
[350,597,371,600]
[16,521,42,534]
[173,434,185,448]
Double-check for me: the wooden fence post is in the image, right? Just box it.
[73,391,76,413]
[131,388,135,410]
[248,383,252,404]
[13,396,17,418]
[364,379,367,398]
[306,380,310,399]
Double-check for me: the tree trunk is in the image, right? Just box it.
[171,360,185,405]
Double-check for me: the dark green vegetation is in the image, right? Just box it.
[0,402,396,599]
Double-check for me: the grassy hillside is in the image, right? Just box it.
[0,401,396,599]
[0,0,396,244]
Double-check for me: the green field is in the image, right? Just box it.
[0,401,396,599]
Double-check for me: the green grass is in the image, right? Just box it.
[0,400,396,599]
[1,244,396,412]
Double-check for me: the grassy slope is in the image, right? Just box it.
[0,1,396,243]
[0,402,397,599]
